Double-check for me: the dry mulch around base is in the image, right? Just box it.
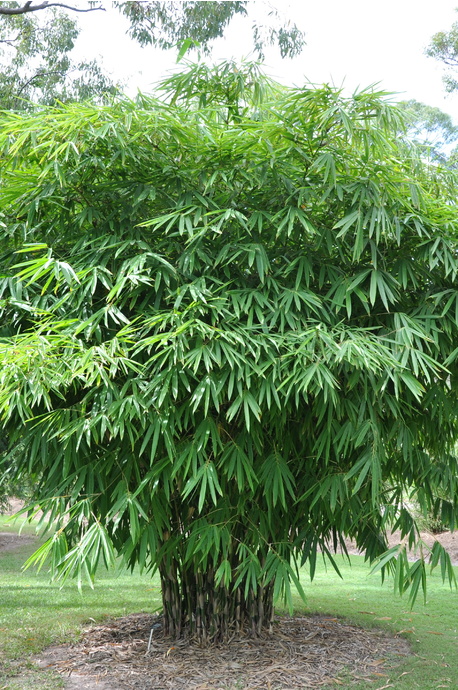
[36,612,411,690]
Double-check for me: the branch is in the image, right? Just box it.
[0,67,69,107]
[0,34,21,44]
[14,67,67,97]
[0,2,105,14]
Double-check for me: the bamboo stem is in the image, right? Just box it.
[158,550,275,642]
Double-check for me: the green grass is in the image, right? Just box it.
[291,557,458,689]
[0,514,162,688]
[0,513,457,689]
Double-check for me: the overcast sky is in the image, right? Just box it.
[75,1,458,118]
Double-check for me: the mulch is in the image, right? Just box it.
[36,612,411,690]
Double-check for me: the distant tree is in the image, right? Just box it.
[0,437,10,513]
[0,6,117,110]
[399,99,458,163]
[1,2,306,59]
[426,15,458,92]
[1,63,458,643]
[114,1,305,58]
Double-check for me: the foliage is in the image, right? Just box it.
[114,1,305,59]
[1,61,458,641]
[0,6,117,110]
[0,1,306,60]
[399,99,458,164]
[0,438,34,513]
[0,517,161,678]
[0,436,10,512]
[426,17,458,93]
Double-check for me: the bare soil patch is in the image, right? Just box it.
[343,530,458,565]
[1,497,28,516]
[0,498,38,552]
[36,612,410,690]
[0,531,36,552]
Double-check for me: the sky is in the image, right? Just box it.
[74,1,458,119]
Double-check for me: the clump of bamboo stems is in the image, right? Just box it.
[159,558,275,643]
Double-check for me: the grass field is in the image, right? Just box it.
[0,513,457,689]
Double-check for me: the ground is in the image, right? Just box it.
[34,612,410,690]
[1,500,456,689]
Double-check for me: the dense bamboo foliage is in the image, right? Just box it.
[1,62,458,641]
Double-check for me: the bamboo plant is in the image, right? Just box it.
[1,62,458,642]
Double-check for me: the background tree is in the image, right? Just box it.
[1,62,458,643]
[0,1,306,59]
[114,1,305,58]
[0,436,11,512]
[399,99,458,164]
[0,6,117,110]
[426,15,458,93]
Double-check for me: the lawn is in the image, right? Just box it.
[0,513,457,689]
[296,559,458,689]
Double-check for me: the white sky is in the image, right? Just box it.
[74,1,458,119]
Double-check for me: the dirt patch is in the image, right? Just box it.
[35,612,410,690]
[0,531,36,552]
[0,499,38,552]
[343,530,458,565]
[0,497,27,516]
